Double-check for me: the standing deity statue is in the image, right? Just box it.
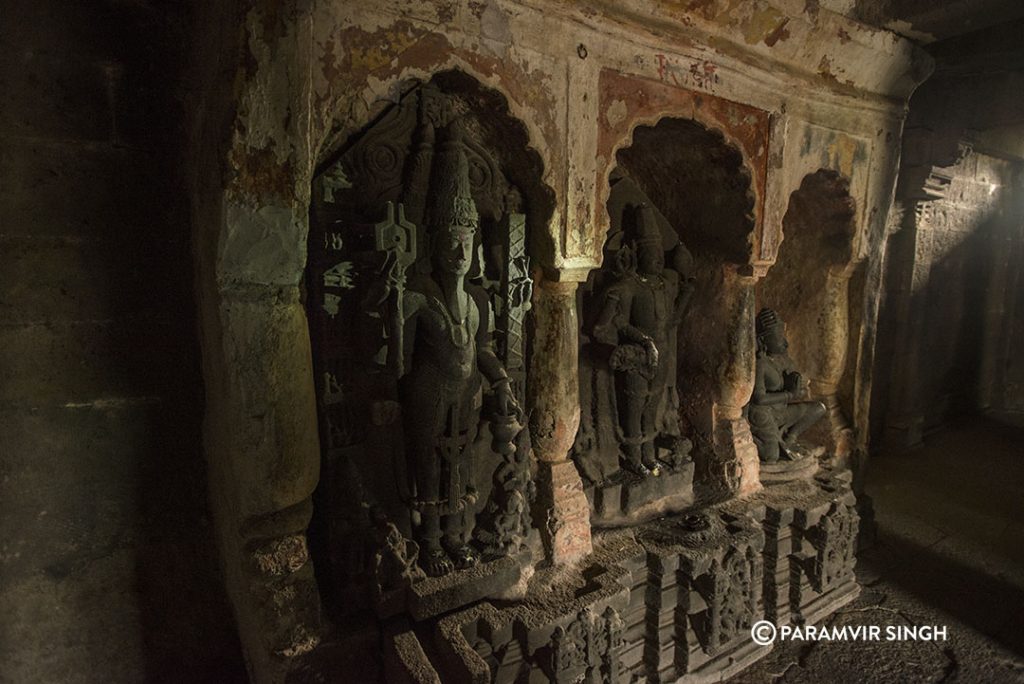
[370,122,519,576]
[746,308,826,463]
[592,203,695,476]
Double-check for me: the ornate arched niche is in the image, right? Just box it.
[756,170,859,462]
[304,71,555,622]
[574,117,757,524]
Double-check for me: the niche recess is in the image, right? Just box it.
[575,117,756,503]
[304,70,554,621]
[757,169,859,454]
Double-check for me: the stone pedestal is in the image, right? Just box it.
[758,452,820,484]
[587,459,695,527]
[433,502,774,684]
[406,550,533,621]
[379,475,863,683]
[759,469,860,627]
[639,508,767,682]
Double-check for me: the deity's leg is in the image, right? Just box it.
[409,442,452,576]
[755,434,780,464]
[781,401,827,448]
[641,361,670,468]
[442,448,478,569]
[618,371,649,472]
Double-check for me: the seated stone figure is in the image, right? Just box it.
[746,308,826,463]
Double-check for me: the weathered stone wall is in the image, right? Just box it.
[183,0,929,680]
[873,22,1024,448]
[0,1,244,680]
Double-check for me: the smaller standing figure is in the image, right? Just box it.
[474,414,533,559]
[372,516,427,597]
[746,308,826,463]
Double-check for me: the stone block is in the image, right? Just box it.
[214,293,320,518]
[536,460,592,564]
[407,552,528,621]
[383,627,442,684]
[759,472,860,626]
[0,236,187,323]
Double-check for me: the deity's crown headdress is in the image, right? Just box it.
[427,120,479,240]
[634,203,663,246]
[755,308,781,336]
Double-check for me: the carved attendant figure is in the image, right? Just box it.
[593,204,694,475]
[379,123,519,576]
[746,308,826,463]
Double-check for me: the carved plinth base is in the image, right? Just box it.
[382,622,442,684]
[678,635,771,684]
[378,479,861,683]
[435,536,635,684]
[759,452,820,484]
[536,460,593,565]
[407,549,533,621]
[431,501,773,683]
[587,460,695,527]
[758,468,860,627]
[640,506,768,682]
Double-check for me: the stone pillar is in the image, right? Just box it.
[529,277,592,564]
[808,269,856,466]
[712,268,760,496]
[882,202,931,450]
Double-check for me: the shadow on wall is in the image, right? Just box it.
[871,156,1024,449]
[0,0,246,680]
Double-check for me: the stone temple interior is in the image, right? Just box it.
[2,1,1023,683]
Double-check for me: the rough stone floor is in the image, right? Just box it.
[739,413,1024,683]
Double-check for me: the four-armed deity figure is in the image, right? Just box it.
[746,308,826,463]
[593,204,694,476]
[376,124,519,577]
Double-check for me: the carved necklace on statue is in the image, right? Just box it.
[634,272,665,290]
[431,295,471,349]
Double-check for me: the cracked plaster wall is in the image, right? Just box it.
[185,0,930,679]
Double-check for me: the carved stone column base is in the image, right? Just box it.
[713,412,762,497]
[536,460,593,565]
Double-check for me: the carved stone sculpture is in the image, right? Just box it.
[373,517,427,596]
[746,308,827,463]
[474,416,533,559]
[549,606,625,684]
[592,201,695,475]
[572,172,698,525]
[308,78,543,606]
[369,123,521,576]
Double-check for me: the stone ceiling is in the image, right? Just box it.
[827,0,1024,44]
